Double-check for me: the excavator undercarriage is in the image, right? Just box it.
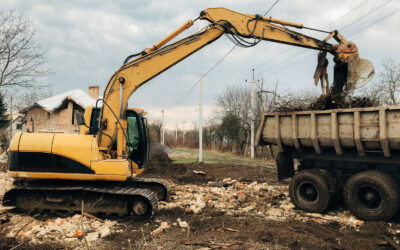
[4,177,171,218]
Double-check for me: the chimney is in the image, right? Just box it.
[88,85,99,100]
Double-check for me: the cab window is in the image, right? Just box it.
[127,114,140,152]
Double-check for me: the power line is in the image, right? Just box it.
[169,0,283,105]
[341,0,393,31]
[324,0,369,28]
[235,0,370,84]
[259,0,394,78]
[166,0,281,110]
[166,0,393,109]
[348,8,399,37]
[167,45,236,109]
[261,8,399,81]
[264,0,280,16]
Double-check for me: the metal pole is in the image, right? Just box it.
[251,69,255,159]
[182,121,186,146]
[175,123,177,141]
[161,110,165,145]
[199,74,203,162]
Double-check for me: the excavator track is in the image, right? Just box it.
[131,177,172,201]
[2,179,171,219]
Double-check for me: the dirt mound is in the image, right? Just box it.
[142,153,211,184]
[142,152,278,184]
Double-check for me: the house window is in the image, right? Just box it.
[72,108,83,125]
[16,123,23,130]
[47,112,50,119]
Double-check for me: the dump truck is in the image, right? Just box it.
[256,106,400,221]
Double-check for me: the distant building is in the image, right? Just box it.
[11,113,27,134]
[0,113,27,154]
[20,86,99,134]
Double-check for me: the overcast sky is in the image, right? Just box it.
[2,0,400,129]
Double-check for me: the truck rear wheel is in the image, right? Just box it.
[289,169,335,213]
[343,170,400,221]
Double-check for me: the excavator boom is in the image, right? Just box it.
[99,7,374,151]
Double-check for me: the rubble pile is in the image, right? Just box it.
[2,213,119,248]
[0,172,13,198]
[160,178,365,227]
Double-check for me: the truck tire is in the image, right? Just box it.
[343,170,400,221]
[289,169,334,213]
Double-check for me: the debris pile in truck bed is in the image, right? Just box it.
[274,94,379,112]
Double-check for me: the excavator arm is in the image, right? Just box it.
[98,7,374,154]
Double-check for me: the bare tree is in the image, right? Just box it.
[0,11,48,89]
[215,85,252,154]
[376,58,400,106]
[14,87,53,110]
[148,120,162,144]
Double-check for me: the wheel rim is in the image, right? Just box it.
[298,182,319,202]
[355,185,383,209]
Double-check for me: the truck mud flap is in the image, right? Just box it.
[276,152,294,180]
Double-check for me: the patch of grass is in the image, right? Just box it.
[168,148,274,168]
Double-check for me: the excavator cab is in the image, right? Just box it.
[126,109,149,169]
[78,106,149,169]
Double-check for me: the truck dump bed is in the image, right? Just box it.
[256,106,400,157]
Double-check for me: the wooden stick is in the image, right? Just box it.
[9,242,24,250]
[15,218,34,236]
[218,227,239,233]
[383,235,400,250]
[83,212,104,223]
[81,201,90,250]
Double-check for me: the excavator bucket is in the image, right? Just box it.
[346,56,375,90]
[329,40,375,94]
[332,54,374,94]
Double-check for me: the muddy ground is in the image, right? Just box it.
[1,150,400,249]
[143,152,282,185]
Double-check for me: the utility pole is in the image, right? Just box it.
[182,121,186,146]
[161,110,165,145]
[199,74,204,162]
[175,123,178,141]
[250,69,255,159]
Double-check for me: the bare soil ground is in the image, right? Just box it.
[143,152,281,185]
[1,148,400,249]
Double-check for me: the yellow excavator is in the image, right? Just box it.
[3,8,374,218]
